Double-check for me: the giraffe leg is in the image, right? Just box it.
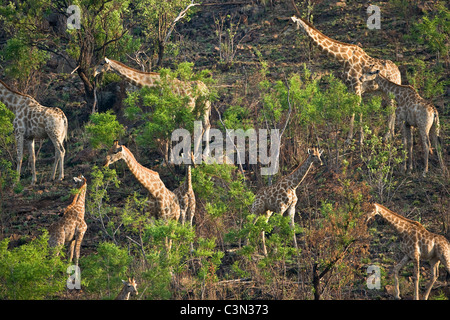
[402,124,413,174]
[287,204,298,250]
[202,123,211,160]
[68,239,76,263]
[393,254,410,300]
[412,257,420,300]
[15,133,24,182]
[26,139,37,185]
[359,113,364,146]
[261,210,273,256]
[419,129,430,177]
[346,113,356,145]
[49,136,65,181]
[74,224,87,266]
[423,258,440,300]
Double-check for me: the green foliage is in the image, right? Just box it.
[85,111,125,150]
[408,2,449,62]
[139,219,195,299]
[406,59,447,99]
[86,165,121,241]
[259,66,359,130]
[81,241,132,299]
[0,102,19,196]
[193,163,254,221]
[0,37,49,81]
[0,231,67,300]
[359,127,406,203]
[124,62,215,151]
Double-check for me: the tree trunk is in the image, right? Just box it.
[312,263,321,300]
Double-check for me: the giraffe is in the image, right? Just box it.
[290,16,401,143]
[94,57,212,158]
[103,140,180,222]
[115,278,138,300]
[250,147,323,255]
[173,164,196,227]
[48,174,87,266]
[360,69,443,177]
[367,203,450,300]
[0,79,68,185]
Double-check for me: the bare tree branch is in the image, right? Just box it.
[163,2,200,45]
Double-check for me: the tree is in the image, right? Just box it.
[0,0,139,107]
[133,0,199,67]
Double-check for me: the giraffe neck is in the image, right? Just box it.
[0,80,34,114]
[373,74,400,97]
[108,59,160,88]
[115,287,131,300]
[71,182,87,218]
[187,165,192,190]
[376,205,416,239]
[121,146,167,198]
[284,155,315,190]
[295,17,359,64]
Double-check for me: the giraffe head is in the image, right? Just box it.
[307,147,324,166]
[366,202,380,223]
[122,277,138,297]
[104,140,125,167]
[93,57,112,77]
[291,15,302,29]
[73,174,86,186]
[359,66,380,83]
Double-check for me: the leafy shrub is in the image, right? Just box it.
[408,2,449,63]
[86,165,121,242]
[0,231,67,299]
[80,241,132,299]
[123,62,216,159]
[359,127,406,203]
[85,111,125,150]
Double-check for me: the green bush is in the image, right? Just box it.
[85,111,125,150]
[0,231,67,300]
[80,241,132,299]
[123,62,216,155]
[408,2,449,63]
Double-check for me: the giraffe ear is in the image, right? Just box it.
[307,148,311,154]
[105,57,110,63]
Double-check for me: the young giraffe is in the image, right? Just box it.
[173,164,195,227]
[94,57,212,157]
[290,16,401,143]
[104,140,180,222]
[115,278,138,300]
[367,203,450,300]
[360,69,443,177]
[48,174,87,266]
[0,79,68,185]
[250,147,323,255]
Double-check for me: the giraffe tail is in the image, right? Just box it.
[64,116,69,142]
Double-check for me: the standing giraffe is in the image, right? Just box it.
[360,69,443,177]
[0,79,68,184]
[173,164,196,227]
[250,147,323,255]
[290,16,401,143]
[94,57,212,158]
[115,278,138,300]
[48,174,87,266]
[367,203,450,300]
[104,140,180,222]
